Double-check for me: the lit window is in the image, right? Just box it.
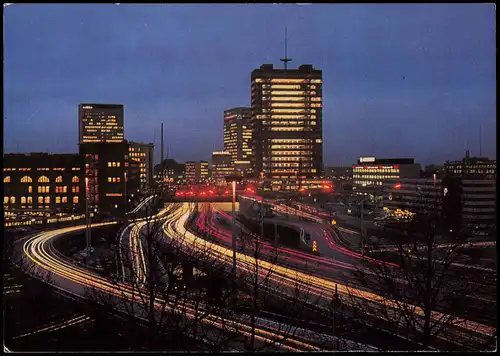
[38,176,50,183]
[4,197,8,204]
[55,176,63,183]
[27,197,32,204]
[3,176,10,183]
[63,186,67,193]
[62,196,68,204]
[21,176,33,183]
[73,196,79,204]
[72,186,79,193]
[44,197,50,204]
[38,197,43,204]
[72,176,80,183]
[10,197,15,204]
[21,197,26,204]
[56,197,61,204]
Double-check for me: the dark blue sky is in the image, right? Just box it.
[4,4,496,166]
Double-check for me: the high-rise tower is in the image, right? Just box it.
[78,104,124,144]
[223,107,252,176]
[251,64,323,190]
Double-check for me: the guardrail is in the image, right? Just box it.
[5,214,86,229]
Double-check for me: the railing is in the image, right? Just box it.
[5,214,86,228]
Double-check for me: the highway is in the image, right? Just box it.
[127,194,157,216]
[162,203,495,343]
[198,204,385,286]
[204,203,496,319]
[14,199,495,350]
[16,213,356,351]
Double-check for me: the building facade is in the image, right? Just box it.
[79,142,128,216]
[444,151,496,179]
[352,157,421,197]
[184,161,209,184]
[382,177,496,232]
[154,159,185,184]
[78,103,124,144]
[234,160,252,177]
[211,151,233,184]
[128,141,154,192]
[3,153,84,214]
[223,107,252,169]
[251,64,323,191]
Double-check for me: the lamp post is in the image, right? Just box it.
[361,199,364,253]
[85,177,91,264]
[225,175,242,303]
[124,171,127,215]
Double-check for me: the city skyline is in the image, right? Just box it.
[4,4,496,165]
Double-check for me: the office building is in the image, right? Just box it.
[460,179,496,230]
[324,166,353,192]
[154,159,184,184]
[224,107,253,165]
[444,151,496,179]
[352,157,421,197]
[383,176,496,232]
[78,103,124,144]
[185,161,209,184]
[128,141,154,192]
[211,151,233,184]
[251,64,323,191]
[382,178,441,216]
[234,160,252,177]
[3,153,84,213]
[79,142,128,216]
[324,166,353,180]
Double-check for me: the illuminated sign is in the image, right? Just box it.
[225,114,237,120]
[82,106,93,109]
[359,157,376,163]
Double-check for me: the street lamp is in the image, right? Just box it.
[225,174,242,303]
[124,171,127,215]
[85,177,91,263]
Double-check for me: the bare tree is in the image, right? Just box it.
[346,190,496,351]
[196,198,339,352]
[4,230,65,351]
[84,158,239,350]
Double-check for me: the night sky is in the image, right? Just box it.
[4,4,496,166]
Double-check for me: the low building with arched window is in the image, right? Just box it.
[3,153,84,213]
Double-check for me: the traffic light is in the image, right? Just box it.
[312,240,318,252]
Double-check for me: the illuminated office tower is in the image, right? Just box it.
[212,151,233,184]
[251,64,323,190]
[78,103,124,144]
[223,107,252,175]
[128,141,154,192]
[185,161,209,184]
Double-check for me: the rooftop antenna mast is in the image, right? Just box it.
[280,26,292,71]
[479,125,482,157]
[161,123,164,165]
